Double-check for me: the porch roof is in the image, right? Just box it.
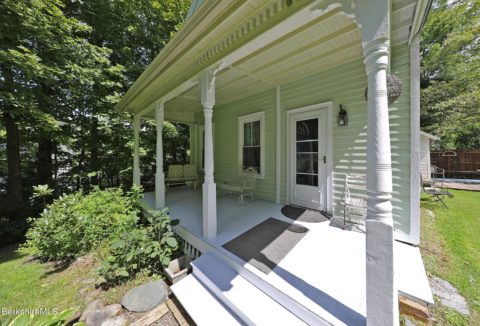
[117,0,427,120]
[141,188,433,324]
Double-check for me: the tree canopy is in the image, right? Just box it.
[420,0,480,149]
[0,0,191,244]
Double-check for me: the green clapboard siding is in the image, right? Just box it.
[198,43,412,238]
[213,88,277,202]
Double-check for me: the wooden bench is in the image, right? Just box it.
[166,164,198,190]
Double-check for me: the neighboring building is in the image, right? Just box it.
[420,131,439,180]
[117,1,434,325]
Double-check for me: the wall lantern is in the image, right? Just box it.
[337,105,348,127]
[364,73,403,105]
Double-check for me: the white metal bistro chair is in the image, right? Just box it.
[341,174,367,227]
[431,165,446,179]
[218,167,257,204]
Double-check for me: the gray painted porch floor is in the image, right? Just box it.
[141,188,433,325]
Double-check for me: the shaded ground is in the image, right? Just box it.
[420,189,480,325]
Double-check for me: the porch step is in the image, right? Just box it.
[171,274,243,326]
[191,252,307,326]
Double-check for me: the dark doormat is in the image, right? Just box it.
[281,205,330,223]
[222,217,309,274]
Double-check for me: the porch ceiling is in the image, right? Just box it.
[138,0,418,121]
[142,8,363,120]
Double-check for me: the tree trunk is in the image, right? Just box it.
[36,136,53,186]
[1,63,23,209]
[4,110,23,208]
[89,117,100,185]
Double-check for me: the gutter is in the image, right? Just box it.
[409,0,433,44]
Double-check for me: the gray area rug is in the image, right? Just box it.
[222,217,309,274]
[281,205,329,223]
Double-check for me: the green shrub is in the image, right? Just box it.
[98,210,181,286]
[21,187,141,261]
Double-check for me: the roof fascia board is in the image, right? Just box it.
[409,0,433,44]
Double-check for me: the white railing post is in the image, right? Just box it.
[201,70,217,239]
[155,99,165,209]
[133,115,141,186]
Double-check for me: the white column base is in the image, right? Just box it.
[366,219,398,326]
[155,172,165,209]
[202,182,217,239]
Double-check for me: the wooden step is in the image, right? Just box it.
[171,274,243,326]
[192,252,308,326]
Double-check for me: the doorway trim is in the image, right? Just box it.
[286,101,333,214]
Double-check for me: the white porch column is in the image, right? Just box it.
[155,100,165,209]
[133,115,141,186]
[201,70,217,239]
[357,0,398,324]
[364,37,397,326]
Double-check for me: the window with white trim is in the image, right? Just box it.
[238,112,265,177]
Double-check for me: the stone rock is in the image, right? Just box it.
[427,209,435,218]
[121,280,168,312]
[430,276,470,315]
[80,299,103,322]
[85,304,123,326]
[100,315,129,326]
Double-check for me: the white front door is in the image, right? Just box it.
[289,109,327,210]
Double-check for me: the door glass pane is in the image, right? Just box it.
[296,118,318,141]
[296,174,318,186]
[296,153,318,174]
[296,141,318,153]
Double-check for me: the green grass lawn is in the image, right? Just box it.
[0,247,91,319]
[0,246,158,321]
[420,189,480,325]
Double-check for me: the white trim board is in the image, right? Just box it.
[407,36,421,246]
[275,86,281,204]
[237,111,266,179]
[285,102,334,214]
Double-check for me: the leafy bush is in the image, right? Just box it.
[98,209,181,286]
[21,187,141,261]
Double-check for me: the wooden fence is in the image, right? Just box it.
[431,150,480,179]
